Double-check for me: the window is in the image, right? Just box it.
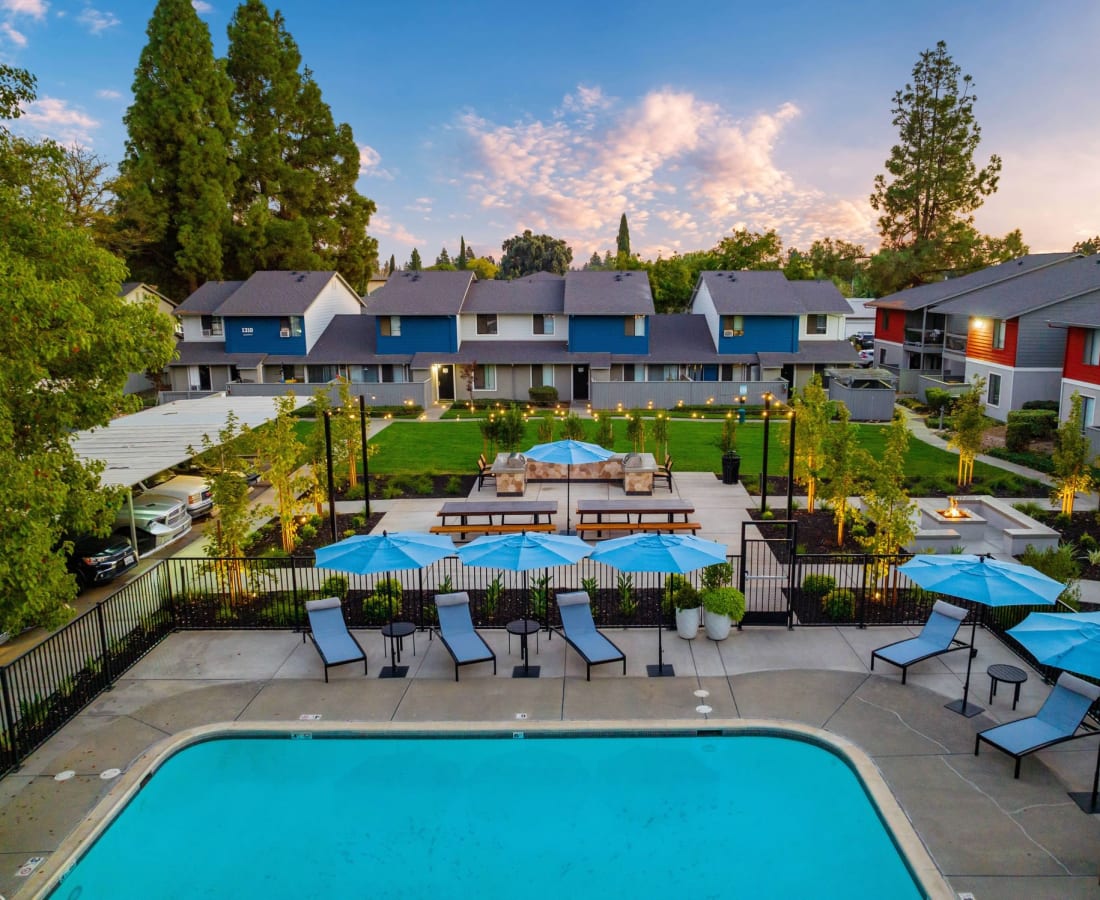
[806,314,828,335]
[721,315,744,337]
[379,316,401,337]
[1083,396,1096,432]
[476,314,498,335]
[992,318,1006,350]
[278,316,303,338]
[531,364,554,388]
[882,310,891,329]
[620,364,643,382]
[1084,329,1100,366]
[987,372,1001,405]
[533,314,555,335]
[200,315,223,337]
[473,364,496,391]
[624,315,646,337]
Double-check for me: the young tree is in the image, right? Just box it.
[792,375,832,512]
[820,405,868,545]
[616,213,631,264]
[116,0,234,298]
[869,41,1012,293]
[408,247,422,271]
[858,412,918,593]
[947,375,987,486]
[1051,392,1096,515]
[331,380,364,489]
[251,393,308,553]
[0,66,177,633]
[499,230,573,278]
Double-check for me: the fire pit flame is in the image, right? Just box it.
[938,496,971,520]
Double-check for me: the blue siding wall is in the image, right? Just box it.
[225,316,306,355]
[376,316,457,353]
[569,316,649,353]
[718,316,798,353]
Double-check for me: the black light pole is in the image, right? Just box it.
[358,395,371,518]
[323,410,337,542]
[760,392,772,513]
[786,409,796,520]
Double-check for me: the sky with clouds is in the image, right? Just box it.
[3,0,1098,270]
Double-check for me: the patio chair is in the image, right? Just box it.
[654,455,673,492]
[304,597,368,682]
[870,599,969,684]
[975,672,1100,778]
[434,591,496,681]
[554,591,626,681]
[477,454,496,491]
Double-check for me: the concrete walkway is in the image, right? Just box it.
[3,625,1100,898]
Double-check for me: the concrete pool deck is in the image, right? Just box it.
[3,624,1100,898]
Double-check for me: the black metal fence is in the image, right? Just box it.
[0,550,1079,777]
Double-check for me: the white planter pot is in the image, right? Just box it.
[704,610,732,641]
[675,606,701,639]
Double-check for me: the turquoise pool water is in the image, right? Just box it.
[54,733,924,899]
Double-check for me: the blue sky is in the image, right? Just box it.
[4,0,1099,273]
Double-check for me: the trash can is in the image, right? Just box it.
[737,407,746,424]
[721,451,741,485]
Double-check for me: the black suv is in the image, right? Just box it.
[66,534,139,590]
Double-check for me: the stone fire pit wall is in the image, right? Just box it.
[492,452,656,495]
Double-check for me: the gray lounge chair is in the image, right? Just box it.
[976,672,1100,778]
[434,591,496,681]
[304,597,367,682]
[870,599,969,683]
[554,591,626,681]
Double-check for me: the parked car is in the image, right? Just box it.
[65,533,138,590]
[857,349,874,367]
[114,492,193,553]
[851,332,874,349]
[138,473,213,518]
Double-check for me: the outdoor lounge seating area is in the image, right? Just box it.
[869,599,970,683]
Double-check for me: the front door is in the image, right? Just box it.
[197,366,211,391]
[437,365,455,401]
[572,364,589,401]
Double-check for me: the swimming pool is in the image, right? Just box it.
[46,724,942,899]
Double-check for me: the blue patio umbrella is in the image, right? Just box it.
[1008,611,1100,811]
[315,531,456,677]
[457,531,593,677]
[589,532,729,677]
[899,554,1061,717]
[523,440,614,535]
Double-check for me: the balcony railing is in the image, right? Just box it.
[903,328,945,348]
[944,333,968,353]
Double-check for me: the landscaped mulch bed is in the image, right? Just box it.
[1030,510,1100,580]
[748,507,872,557]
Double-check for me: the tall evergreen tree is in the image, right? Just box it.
[408,248,422,271]
[616,213,631,261]
[457,236,467,270]
[224,0,377,290]
[436,246,452,267]
[116,0,234,297]
[388,254,396,275]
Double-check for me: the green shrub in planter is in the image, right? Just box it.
[701,562,734,591]
[701,586,745,621]
[662,573,690,612]
[801,573,836,598]
[821,588,855,620]
[671,583,700,612]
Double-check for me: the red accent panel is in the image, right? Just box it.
[875,308,905,343]
[967,318,1017,366]
[1065,327,1100,384]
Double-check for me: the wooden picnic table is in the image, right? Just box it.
[574,499,700,537]
[430,500,559,540]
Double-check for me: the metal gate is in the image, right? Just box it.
[738,519,796,628]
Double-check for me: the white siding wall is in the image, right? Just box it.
[691,283,721,344]
[457,313,562,342]
[799,314,846,342]
[302,276,363,352]
[180,316,221,342]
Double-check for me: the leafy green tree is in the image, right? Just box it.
[647,251,713,312]
[408,248,422,271]
[1051,392,1096,515]
[869,41,1016,293]
[792,375,832,512]
[497,405,527,452]
[251,393,309,552]
[947,375,987,486]
[616,213,631,265]
[116,0,235,298]
[499,230,573,278]
[466,256,498,280]
[711,228,782,270]
[820,405,868,545]
[0,67,177,633]
[858,412,917,591]
[304,387,333,515]
[1073,236,1100,256]
[331,380,365,489]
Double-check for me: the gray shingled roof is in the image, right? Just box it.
[175,281,245,315]
[411,342,611,367]
[610,315,716,363]
[696,271,806,315]
[365,270,473,315]
[166,342,267,366]
[1047,308,1100,329]
[933,254,1100,318]
[461,274,565,313]
[789,279,852,314]
[868,253,1079,311]
[263,315,413,365]
[758,340,860,367]
[214,271,360,316]
[563,270,655,315]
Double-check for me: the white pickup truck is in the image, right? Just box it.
[138,474,214,518]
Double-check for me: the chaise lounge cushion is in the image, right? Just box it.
[306,597,366,665]
[557,591,624,665]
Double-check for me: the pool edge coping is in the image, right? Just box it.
[25,718,953,900]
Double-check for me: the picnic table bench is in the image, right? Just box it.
[429,500,558,541]
[573,499,700,537]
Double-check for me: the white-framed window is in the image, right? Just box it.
[1082,396,1096,431]
[806,314,828,335]
[474,364,496,391]
[721,315,744,337]
[380,316,401,337]
[531,364,554,388]
[624,315,646,337]
[533,314,555,335]
[476,314,498,335]
[201,315,223,337]
[992,318,1006,350]
[987,372,1002,405]
[1084,329,1100,366]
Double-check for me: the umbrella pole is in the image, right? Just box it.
[1067,737,1100,813]
[647,580,674,678]
[510,569,540,679]
[380,571,410,679]
[565,463,572,535]
[945,613,983,717]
